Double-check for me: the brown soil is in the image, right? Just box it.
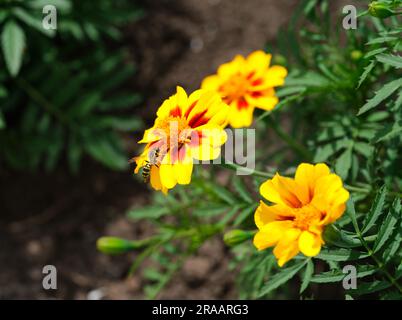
[0,0,300,299]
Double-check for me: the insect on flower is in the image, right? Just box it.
[131,86,229,193]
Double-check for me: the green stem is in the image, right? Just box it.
[219,162,274,179]
[265,116,313,161]
[352,219,402,293]
[15,77,74,128]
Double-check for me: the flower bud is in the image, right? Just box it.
[368,1,397,19]
[273,54,287,66]
[350,50,363,61]
[96,237,136,255]
[223,229,255,247]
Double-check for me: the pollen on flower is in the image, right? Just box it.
[292,206,322,231]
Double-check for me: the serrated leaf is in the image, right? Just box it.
[353,142,373,158]
[311,265,376,283]
[258,260,307,297]
[373,199,400,253]
[335,147,352,180]
[347,198,360,234]
[1,20,26,76]
[85,137,128,170]
[362,186,387,234]
[363,47,387,60]
[234,204,258,226]
[357,78,402,116]
[376,54,402,69]
[316,248,368,262]
[300,259,314,294]
[210,184,237,205]
[232,177,253,203]
[357,60,376,88]
[374,121,402,142]
[366,36,398,45]
[127,205,170,220]
[350,280,392,295]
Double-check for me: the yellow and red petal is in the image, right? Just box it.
[260,174,303,208]
[245,50,272,77]
[217,55,245,79]
[227,100,254,128]
[255,201,295,229]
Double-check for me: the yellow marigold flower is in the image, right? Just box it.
[201,50,287,128]
[253,163,350,267]
[132,86,229,194]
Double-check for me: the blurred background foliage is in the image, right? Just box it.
[0,0,144,172]
[98,0,402,300]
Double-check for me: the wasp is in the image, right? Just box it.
[141,147,161,183]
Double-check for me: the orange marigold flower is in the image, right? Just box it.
[132,86,229,194]
[201,50,287,128]
[253,163,350,267]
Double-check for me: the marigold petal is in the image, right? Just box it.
[246,51,271,75]
[159,163,177,189]
[217,55,245,78]
[248,95,278,111]
[298,231,322,257]
[149,165,168,194]
[227,101,254,128]
[263,66,288,87]
[173,161,193,185]
[273,228,301,267]
[201,75,221,91]
[295,163,331,203]
[255,202,295,229]
[253,220,293,251]
[260,174,303,208]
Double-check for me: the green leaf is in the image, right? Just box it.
[347,197,360,234]
[88,116,143,131]
[349,280,392,295]
[375,121,402,142]
[13,8,55,37]
[335,147,352,180]
[127,205,170,220]
[210,184,237,205]
[366,36,398,45]
[258,260,308,297]
[363,47,387,59]
[362,186,387,234]
[234,204,258,226]
[316,248,368,262]
[69,93,101,117]
[323,224,362,248]
[357,78,402,116]
[373,199,400,253]
[300,259,314,294]
[232,177,253,203]
[0,110,5,129]
[311,265,376,283]
[1,20,26,76]
[357,60,376,88]
[85,137,128,170]
[376,53,402,69]
[28,0,72,12]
